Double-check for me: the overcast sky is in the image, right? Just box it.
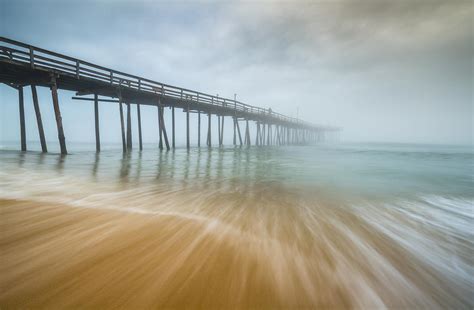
[1,0,472,148]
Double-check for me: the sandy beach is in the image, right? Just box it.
[1,197,356,308]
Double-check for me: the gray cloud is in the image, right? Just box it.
[1,0,472,145]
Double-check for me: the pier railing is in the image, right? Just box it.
[0,37,318,129]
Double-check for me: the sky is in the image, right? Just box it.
[0,0,473,149]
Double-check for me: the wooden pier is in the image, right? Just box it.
[0,37,338,154]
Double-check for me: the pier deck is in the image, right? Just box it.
[0,37,337,154]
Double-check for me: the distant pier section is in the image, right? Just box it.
[0,37,339,154]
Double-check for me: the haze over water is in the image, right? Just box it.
[0,142,472,308]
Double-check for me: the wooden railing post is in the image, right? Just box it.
[75,61,80,79]
[29,47,34,69]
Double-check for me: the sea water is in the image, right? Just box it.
[0,142,472,308]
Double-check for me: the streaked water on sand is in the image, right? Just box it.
[0,143,473,308]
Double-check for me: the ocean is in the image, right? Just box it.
[0,142,472,308]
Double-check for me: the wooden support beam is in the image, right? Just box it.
[118,92,126,153]
[207,113,211,147]
[244,120,248,145]
[276,125,280,145]
[137,103,143,151]
[256,122,260,146]
[18,86,26,151]
[94,94,100,152]
[282,127,285,145]
[172,106,175,149]
[245,119,250,146]
[31,85,47,153]
[236,118,243,146]
[186,105,190,149]
[287,127,290,145]
[273,125,277,145]
[220,116,224,146]
[218,115,221,146]
[158,103,163,150]
[267,124,271,146]
[233,117,236,145]
[198,111,201,147]
[126,102,132,150]
[160,106,170,151]
[272,125,276,145]
[50,76,67,155]
[281,126,284,145]
[72,97,119,103]
[276,126,279,145]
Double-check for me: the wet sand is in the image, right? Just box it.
[0,197,355,308]
[1,194,471,309]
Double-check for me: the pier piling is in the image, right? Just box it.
[160,106,170,151]
[118,92,126,153]
[186,105,190,149]
[137,103,143,151]
[158,104,163,150]
[236,119,243,146]
[198,111,201,147]
[94,94,100,152]
[31,85,47,153]
[172,106,175,149]
[207,113,211,147]
[126,102,132,150]
[50,76,67,155]
[18,86,26,151]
